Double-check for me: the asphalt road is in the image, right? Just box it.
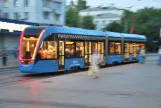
[0,59,161,108]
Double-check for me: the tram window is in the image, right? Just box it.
[59,41,64,55]
[22,37,38,59]
[91,42,98,53]
[85,42,91,54]
[133,43,137,57]
[98,42,104,54]
[109,42,115,54]
[115,42,121,54]
[140,43,145,49]
[136,44,140,54]
[38,41,57,59]
[129,43,133,54]
[124,43,130,58]
[65,41,75,58]
[101,42,104,54]
[76,42,84,57]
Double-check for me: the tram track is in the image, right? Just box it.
[0,71,71,87]
[0,62,137,87]
[0,68,19,73]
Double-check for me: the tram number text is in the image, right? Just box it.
[73,60,78,64]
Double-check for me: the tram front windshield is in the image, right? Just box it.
[21,27,44,59]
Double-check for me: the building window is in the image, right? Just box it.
[55,14,60,21]
[3,13,8,18]
[3,0,8,8]
[24,0,29,7]
[14,12,20,20]
[43,0,51,7]
[24,12,29,20]
[54,2,61,9]
[43,12,49,19]
[14,0,19,7]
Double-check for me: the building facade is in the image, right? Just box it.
[79,6,124,30]
[0,18,35,55]
[0,0,65,25]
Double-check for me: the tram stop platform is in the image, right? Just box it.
[0,59,161,108]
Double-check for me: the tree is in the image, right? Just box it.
[70,0,75,8]
[104,8,161,52]
[76,0,88,11]
[80,15,95,30]
[66,8,80,27]
[103,22,123,32]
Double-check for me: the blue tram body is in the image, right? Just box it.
[19,26,146,73]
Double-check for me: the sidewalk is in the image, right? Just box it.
[0,56,18,69]
[146,53,158,61]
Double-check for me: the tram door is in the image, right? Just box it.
[85,42,91,66]
[124,43,130,59]
[58,41,64,70]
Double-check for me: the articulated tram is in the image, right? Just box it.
[19,26,146,73]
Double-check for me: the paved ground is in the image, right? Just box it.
[0,60,161,108]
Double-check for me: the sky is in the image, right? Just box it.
[66,0,161,11]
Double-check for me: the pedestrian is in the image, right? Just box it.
[158,46,161,65]
[139,48,146,64]
[90,49,101,79]
[13,47,18,59]
[1,48,7,66]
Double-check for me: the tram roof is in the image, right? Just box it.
[25,26,146,40]
[45,26,106,36]
[106,31,122,38]
[122,33,147,40]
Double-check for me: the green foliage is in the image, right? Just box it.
[66,0,94,28]
[105,8,161,52]
[80,15,95,30]
[66,8,80,27]
[76,0,88,11]
[103,21,123,32]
